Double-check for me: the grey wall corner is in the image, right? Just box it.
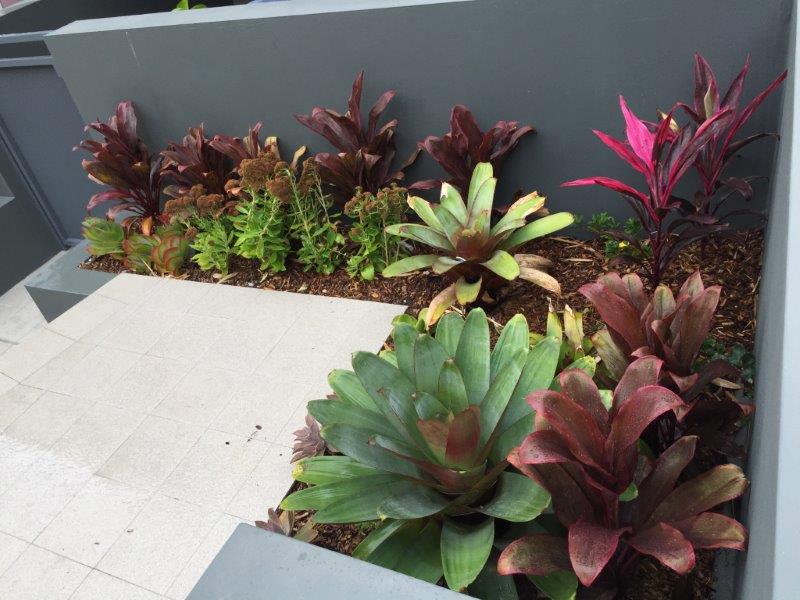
[738,1,800,598]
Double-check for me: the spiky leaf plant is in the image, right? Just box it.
[282,309,562,592]
[531,304,595,373]
[383,163,574,326]
[82,217,124,260]
[122,233,157,273]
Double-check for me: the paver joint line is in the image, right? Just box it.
[0,275,405,597]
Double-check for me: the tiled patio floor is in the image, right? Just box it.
[0,274,404,599]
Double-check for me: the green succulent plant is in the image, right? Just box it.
[382,163,574,326]
[152,225,191,276]
[282,308,564,592]
[122,233,157,274]
[82,217,124,260]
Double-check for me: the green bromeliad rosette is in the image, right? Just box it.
[382,162,574,326]
[282,308,563,593]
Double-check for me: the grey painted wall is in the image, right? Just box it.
[0,65,98,245]
[0,123,61,293]
[738,6,800,599]
[0,0,237,249]
[47,0,790,223]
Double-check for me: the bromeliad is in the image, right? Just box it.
[383,162,573,326]
[579,270,738,402]
[282,309,562,592]
[499,358,748,593]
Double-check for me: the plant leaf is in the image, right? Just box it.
[455,308,491,406]
[480,471,551,522]
[441,517,495,591]
[568,520,628,587]
[481,250,520,280]
[497,534,571,576]
[382,254,438,277]
[627,522,696,575]
[499,213,575,251]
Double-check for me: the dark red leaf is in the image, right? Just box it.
[497,534,572,576]
[627,522,696,575]
[672,512,747,550]
[568,519,629,586]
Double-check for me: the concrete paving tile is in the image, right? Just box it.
[0,282,34,310]
[97,494,219,595]
[45,293,125,341]
[0,545,89,599]
[0,371,15,396]
[22,341,93,391]
[138,278,213,314]
[0,455,92,541]
[209,374,307,441]
[152,366,238,427]
[0,304,45,344]
[98,308,179,355]
[97,416,203,490]
[165,513,243,600]
[225,443,294,522]
[35,475,150,567]
[160,430,267,511]
[0,532,27,578]
[95,272,161,305]
[0,436,47,497]
[49,345,139,399]
[0,328,73,381]
[99,354,189,413]
[0,385,44,431]
[49,402,147,471]
[70,570,163,600]
[194,316,295,374]
[3,391,93,450]
[148,313,229,363]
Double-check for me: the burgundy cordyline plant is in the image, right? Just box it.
[209,121,306,171]
[498,359,748,595]
[161,124,229,197]
[562,96,734,285]
[678,54,787,220]
[411,104,535,197]
[294,71,418,202]
[77,101,164,229]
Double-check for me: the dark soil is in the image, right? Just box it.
[83,230,764,598]
[82,229,762,350]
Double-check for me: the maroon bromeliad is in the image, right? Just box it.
[498,359,748,591]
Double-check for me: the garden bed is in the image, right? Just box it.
[81,230,762,350]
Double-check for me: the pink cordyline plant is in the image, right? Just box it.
[562,95,733,284]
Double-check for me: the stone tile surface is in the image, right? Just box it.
[0,272,403,595]
[0,545,89,599]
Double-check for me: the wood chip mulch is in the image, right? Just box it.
[81,229,762,350]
